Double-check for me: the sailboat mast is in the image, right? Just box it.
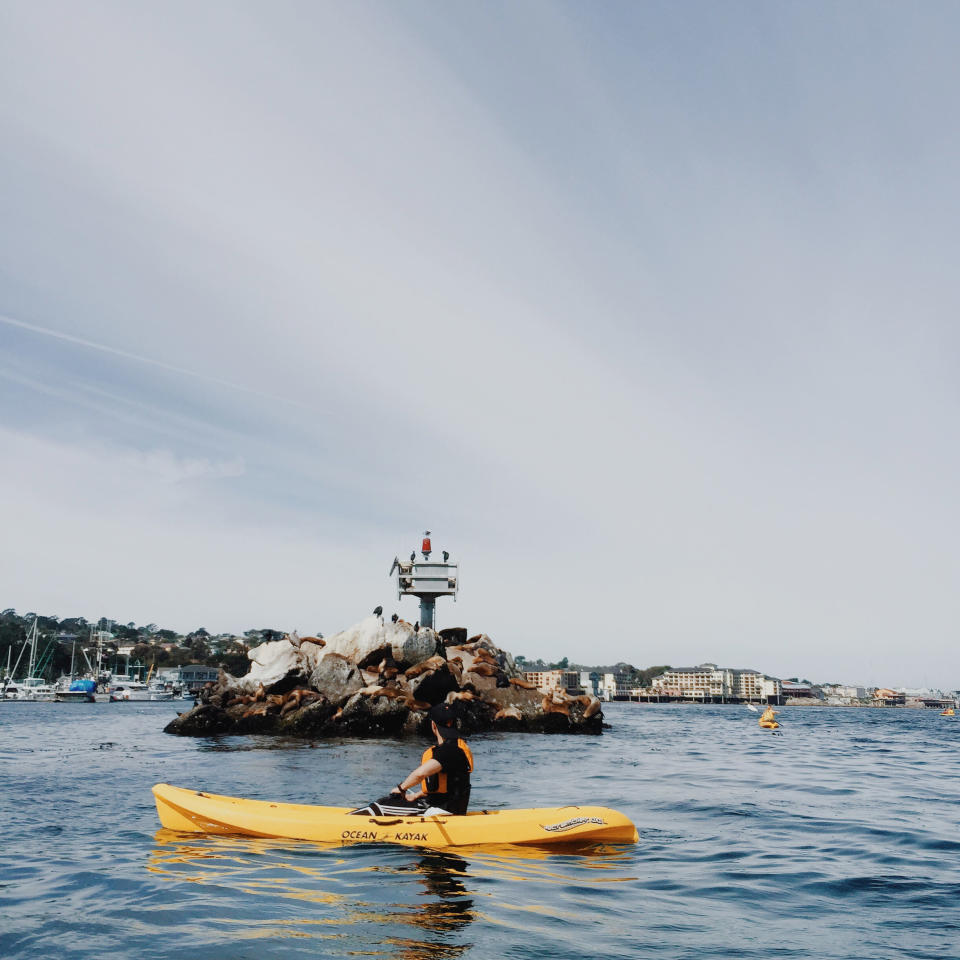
[26,618,37,679]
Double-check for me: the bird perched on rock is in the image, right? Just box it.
[373,605,383,617]
[414,621,420,632]
[391,613,398,623]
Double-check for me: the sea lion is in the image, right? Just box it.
[402,697,431,711]
[242,702,269,718]
[266,694,285,708]
[253,683,266,702]
[509,677,538,690]
[467,661,499,678]
[445,689,475,703]
[541,694,570,716]
[446,658,463,685]
[404,655,446,679]
[300,636,326,648]
[583,698,602,719]
[494,706,523,721]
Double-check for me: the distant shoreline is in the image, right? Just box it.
[613,698,953,710]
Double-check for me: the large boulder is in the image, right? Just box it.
[392,626,440,666]
[279,697,337,735]
[409,663,460,706]
[309,652,364,702]
[338,690,410,736]
[228,635,304,693]
[320,616,394,667]
[164,704,233,736]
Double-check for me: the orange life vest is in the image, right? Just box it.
[420,739,473,795]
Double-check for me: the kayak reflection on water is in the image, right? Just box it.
[147,831,476,954]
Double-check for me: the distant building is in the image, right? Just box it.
[597,671,640,700]
[524,669,584,694]
[780,680,821,699]
[158,664,219,693]
[873,688,906,706]
[652,664,782,702]
[524,670,565,693]
[579,671,601,697]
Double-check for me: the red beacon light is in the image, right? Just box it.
[421,531,432,558]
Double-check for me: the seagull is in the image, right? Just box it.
[373,605,383,617]
[391,613,398,623]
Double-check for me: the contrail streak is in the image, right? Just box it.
[0,313,312,410]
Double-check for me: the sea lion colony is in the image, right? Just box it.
[164,615,605,738]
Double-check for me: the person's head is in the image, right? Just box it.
[429,703,458,741]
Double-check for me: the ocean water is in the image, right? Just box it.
[1,702,958,960]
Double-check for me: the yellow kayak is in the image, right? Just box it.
[152,783,638,848]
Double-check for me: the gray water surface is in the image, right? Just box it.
[1,702,958,959]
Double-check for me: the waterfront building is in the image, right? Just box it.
[157,664,219,694]
[652,664,782,702]
[597,672,635,700]
[579,671,601,697]
[873,688,906,707]
[523,670,565,693]
[523,670,584,694]
[821,684,871,700]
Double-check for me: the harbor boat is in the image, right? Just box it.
[54,677,98,702]
[12,677,56,701]
[2,618,56,700]
[152,783,639,848]
[109,677,175,702]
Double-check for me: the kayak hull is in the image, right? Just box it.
[152,783,638,848]
[758,720,779,729]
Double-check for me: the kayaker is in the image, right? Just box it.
[391,703,474,815]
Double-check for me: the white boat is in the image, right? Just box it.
[2,620,56,700]
[54,676,98,702]
[109,676,174,702]
[14,677,56,701]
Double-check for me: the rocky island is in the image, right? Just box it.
[164,614,604,738]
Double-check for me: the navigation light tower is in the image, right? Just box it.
[389,531,458,629]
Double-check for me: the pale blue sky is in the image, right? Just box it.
[1,1,958,687]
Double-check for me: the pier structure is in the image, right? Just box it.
[389,531,458,630]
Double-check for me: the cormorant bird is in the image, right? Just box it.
[373,605,383,617]
[391,613,398,623]
[442,550,449,562]
[414,621,420,633]
[410,551,416,562]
